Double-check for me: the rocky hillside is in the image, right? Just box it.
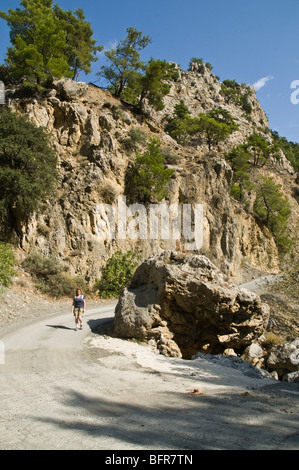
[5,64,298,286]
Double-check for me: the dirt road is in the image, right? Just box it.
[0,301,298,450]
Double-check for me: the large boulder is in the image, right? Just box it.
[114,252,270,358]
[53,77,88,101]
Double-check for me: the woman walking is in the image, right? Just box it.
[71,288,86,331]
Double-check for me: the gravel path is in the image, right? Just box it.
[0,295,298,450]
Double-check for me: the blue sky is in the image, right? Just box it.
[1,0,299,143]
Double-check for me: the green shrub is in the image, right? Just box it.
[0,242,16,287]
[240,94,252,114]
[22,252,88,297]
[22,252,65,278]
[161,147,181,165]
[127,138,174,203]
[0,109,57,234]
[40,273,88,298]
[122,127,147,152]
[98,251,139,298]
[254,177,292,255]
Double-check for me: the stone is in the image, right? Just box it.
[270,370,279,380]
[114,252,270,358]
[241,343,264,366]
[53,77,88,101]
[282,371,299,383]
[266,343,299,375]
[122,112,132,125]
[99,113,114,131]
[100,129,115,152]
[223,348,237,356]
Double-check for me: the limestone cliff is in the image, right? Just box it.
[5,65,298,285]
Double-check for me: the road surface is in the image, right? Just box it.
[0,300,298,450]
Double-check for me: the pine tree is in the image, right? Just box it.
[0,0,102,87]
[98,26,151,97]
[245,133,278,167]
[129,138,174,203]
[53,6,103,81]
[0,109,57,236]
[226,145,253,201]
[0,0,71,87]
[166,101,196,144]
[254,177,292,254]
[123,59,176,113]
[173,100,191,120]
[196,114,234,150]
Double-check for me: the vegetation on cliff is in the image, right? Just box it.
[226,137,293,255]
[0,108,57,236]
[22,252,89,297]
[0,0,103,87]
[126,138,174,203]
[0,242,16,288]
[167,102,238,148]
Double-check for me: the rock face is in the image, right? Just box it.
[5,69,298,283]
[114,252,270,358]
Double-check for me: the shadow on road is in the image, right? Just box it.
[32,385,299,450]
[46,325,74,331]
[87,318,114,335]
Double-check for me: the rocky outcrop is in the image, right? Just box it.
[114,252,270,358]
[156,64,270,153]
[5,67,298,283]
[52,77,89,101]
